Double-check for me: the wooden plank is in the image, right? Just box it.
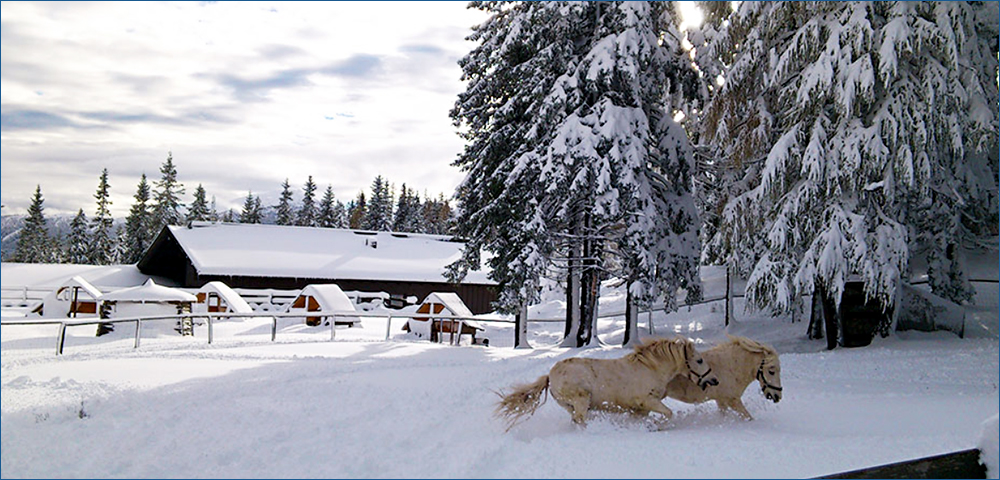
[817,448,986,479]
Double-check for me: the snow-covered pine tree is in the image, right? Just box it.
[421,193,452,236]
[187,184,211,223]
[702,2,999,343]
[296,176,318,227]
[151,152,185,237]
[13,185,55,263]
[209,196,219,222]
[318,185,347,228]
[89,168,116,265]
[65,209,90,264]
[450,2,701,347]
[274,179,296,226]
[122,174,152,264]
[347,192,366,229]
[448,3,567,338]
[220,209,237,223]
[392,184,423,233]
[363,175,393,231]
[239,191,263,224]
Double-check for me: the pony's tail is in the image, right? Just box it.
[494,375,549,432]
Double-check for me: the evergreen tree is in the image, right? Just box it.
[187,183,211,223]
[122,174,152,264]
[13,185,55,263]
[347,192,366,229]
[239,191,263,224]
[209,196,219,222]
[363,175,393,231]
[421,193,452,236]
[151,152,186,234]
[220,208,237,223]
[392,184,423,233]
[112,227,130,264]
[701,2,999,345]
[275,179,296,226]
[65,209,90,265]
[449,2,700,347]
[296,176,318,227]
[89,168,116,265]
[318,185,347,228]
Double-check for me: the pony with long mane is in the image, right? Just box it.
[495,337,718,430]
[664,335,782,420]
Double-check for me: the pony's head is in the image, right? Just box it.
[630,338,718,389]
[729,336,782,403]
[682,339,719,391]
[756,354,782,403]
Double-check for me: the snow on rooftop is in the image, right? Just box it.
[423,292,474,318]
[169,223,494,285]
[197,281,253,313]
[293,284,358,313]
[1,263,170,290]
[100,279,197,303]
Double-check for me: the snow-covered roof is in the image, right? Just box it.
[100,279,197,303]
[197,281,253,313]
[1,263,173,290]
[421,292,474,318]
[37,276,104,317]
[419,292,482,330]
[292,284,357,313]
[164,223,494,285]
[57,276,103,300]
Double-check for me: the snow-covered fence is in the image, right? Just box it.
[0,310,513,356]
[228,287,300,312]
[1,286,53,305]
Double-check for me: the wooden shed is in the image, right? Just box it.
[405,292,486,345]
[194,281,253,315]
[98,279,198,336]
[286,284,362,327]
[34,276,102,318]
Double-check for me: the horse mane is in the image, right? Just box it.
[626,337,688,370]
[724,335,779,366]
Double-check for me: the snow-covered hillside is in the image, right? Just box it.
[2,286,997,478]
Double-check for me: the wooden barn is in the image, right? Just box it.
[137,222,497,314]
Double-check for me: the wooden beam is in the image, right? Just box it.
[817,448,986,479]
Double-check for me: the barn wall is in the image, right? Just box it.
[194,274,498,314]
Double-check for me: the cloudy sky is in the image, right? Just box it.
[1,1,491,218]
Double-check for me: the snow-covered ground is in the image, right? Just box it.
[3,281,997,479]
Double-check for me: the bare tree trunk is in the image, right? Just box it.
[623,283,639,347]
[817,283,840,350]
[808,292,824,340]
[561,229,581,347]
[725,264,732,326]
[514,300,531,349]
[576,213,598,347]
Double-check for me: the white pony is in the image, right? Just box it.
[663,335,782,420]
[495,337,718,430]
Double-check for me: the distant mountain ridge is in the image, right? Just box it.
[1,214,125,261]
[1,208,279,261]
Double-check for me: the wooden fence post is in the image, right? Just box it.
[56,323,67,356]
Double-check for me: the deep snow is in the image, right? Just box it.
[2,283,997,478]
